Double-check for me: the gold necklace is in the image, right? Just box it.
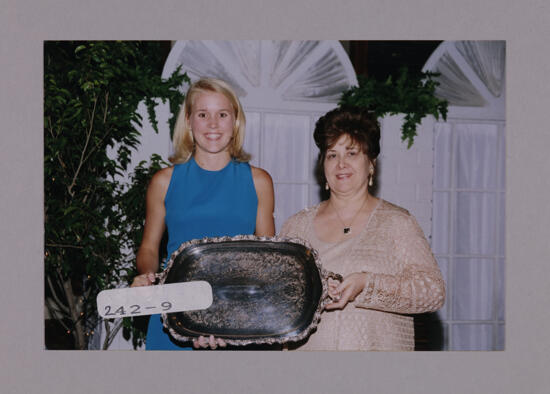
[330,194,369,235]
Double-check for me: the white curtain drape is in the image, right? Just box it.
[431,41,505,107]
[433,53,486,107]
[432,121,505,350]
[455,41,505,98]
[429,40,505,351]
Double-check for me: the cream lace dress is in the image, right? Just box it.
[279,199,445,351]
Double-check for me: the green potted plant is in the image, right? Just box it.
[44,41,188,349]
[339,66,448,148]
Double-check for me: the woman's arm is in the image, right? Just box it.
[251,166,275,237]
[328,214,446,314]
[131,167,172,287]
[356,214,445,313]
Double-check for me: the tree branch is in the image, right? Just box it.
[45,297,70,327]
[47,116,55,139]
[45,243,83,250]
[80,90,113,170]
[103,91,109,124]
[82,125,114,166]
[46,274,70,315]
[58,267,86,349]
[102,318,123,350]
[67,96,97,197]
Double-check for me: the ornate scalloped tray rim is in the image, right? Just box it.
[158,234,329,346]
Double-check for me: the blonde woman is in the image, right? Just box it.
[132,78,275,350]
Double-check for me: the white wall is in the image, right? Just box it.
[377,114,435,240]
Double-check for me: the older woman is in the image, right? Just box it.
[280,106,445,351]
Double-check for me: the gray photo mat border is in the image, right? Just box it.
[2,0,550,393]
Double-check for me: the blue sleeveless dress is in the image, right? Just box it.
[145,157,258,350]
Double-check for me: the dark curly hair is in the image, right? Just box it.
[313,106,380,188]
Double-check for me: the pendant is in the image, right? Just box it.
[343,227,351,234]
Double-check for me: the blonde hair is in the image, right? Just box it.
[169,78,250,164]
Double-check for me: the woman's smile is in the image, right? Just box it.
[324,134,370,194]
[188,91,235,156]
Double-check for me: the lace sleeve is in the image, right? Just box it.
[355,214,446,314]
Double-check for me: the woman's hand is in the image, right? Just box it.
[193,335,227,350]
[325,272,368,310]
[130,273,156,287]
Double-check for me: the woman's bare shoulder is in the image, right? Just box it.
[148,166,173,192]
[250,165,273,186]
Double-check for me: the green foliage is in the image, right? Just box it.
[44,41,188,349]
[119,155,169,349]
[339,67,448,148]
[119,154,169,258]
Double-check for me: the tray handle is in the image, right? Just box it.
[153,272,164,284]
[321,270,344,308]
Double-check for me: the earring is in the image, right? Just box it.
[325,182,329,191]
[369,167,374,187]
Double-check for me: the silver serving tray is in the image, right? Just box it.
[157,235,339,346]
